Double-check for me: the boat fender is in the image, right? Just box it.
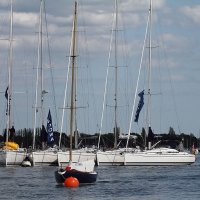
[66,166,71,171]
[194,149,198,155]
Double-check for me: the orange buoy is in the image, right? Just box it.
[64,177,79,187]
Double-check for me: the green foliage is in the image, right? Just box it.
[0,127,200,149]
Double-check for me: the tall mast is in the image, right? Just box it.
[9,0,13,129]
[40,0,46,150]
[33,0,44,150]
[74,38,78,149]
[6,0,13,144]
[148,0,152,132]
[40,0,44,127]
[114,0,118,148]
[146,0,154,149]
[69,1,77,162]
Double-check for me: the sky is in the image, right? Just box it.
[0,0,200,139]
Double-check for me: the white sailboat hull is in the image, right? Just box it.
[96,150,124,166]
[28,150,58,166]
[57,151,96,167]
[124,149,195,166]
[0,150,27,166]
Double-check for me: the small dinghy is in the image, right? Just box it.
[54,159,97,184]
[21,157,31,167]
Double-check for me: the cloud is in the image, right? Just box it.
[162,75,184,82]
[179,5,200,26]
[14,12,38,28]
[0,0,200,136]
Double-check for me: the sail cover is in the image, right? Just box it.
[41,125,47,143]
[46,109,54,143]
[148,127,154,142]
[134,90,144,122]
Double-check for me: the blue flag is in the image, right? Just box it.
[5,87,8,100]
[5,86,9,115]
[46,109,54,143]
[134,90,144,122]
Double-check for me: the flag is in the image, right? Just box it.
[5,86,8,100]
[134,90,144,122]
[5,86,9,115]
[46,109,54,143]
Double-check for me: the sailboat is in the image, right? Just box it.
[29,110,58,166]
[0,0,27,166]
[96,0,137,166]
[54,1,97,184]
[123,0,196,166]
[56,0,97,167]
[28,0,58,166]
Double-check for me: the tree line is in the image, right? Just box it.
[0,126,199,150]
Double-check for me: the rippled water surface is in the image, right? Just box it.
[0,156,200,200]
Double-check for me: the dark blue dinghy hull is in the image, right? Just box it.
[54,169,97,184]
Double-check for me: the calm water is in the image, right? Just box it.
[1,156,200,200]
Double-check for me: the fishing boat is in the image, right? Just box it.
[123,0,196,166]
[54,1,97,184]
[0,0,27,166]
[27,0,58,166]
